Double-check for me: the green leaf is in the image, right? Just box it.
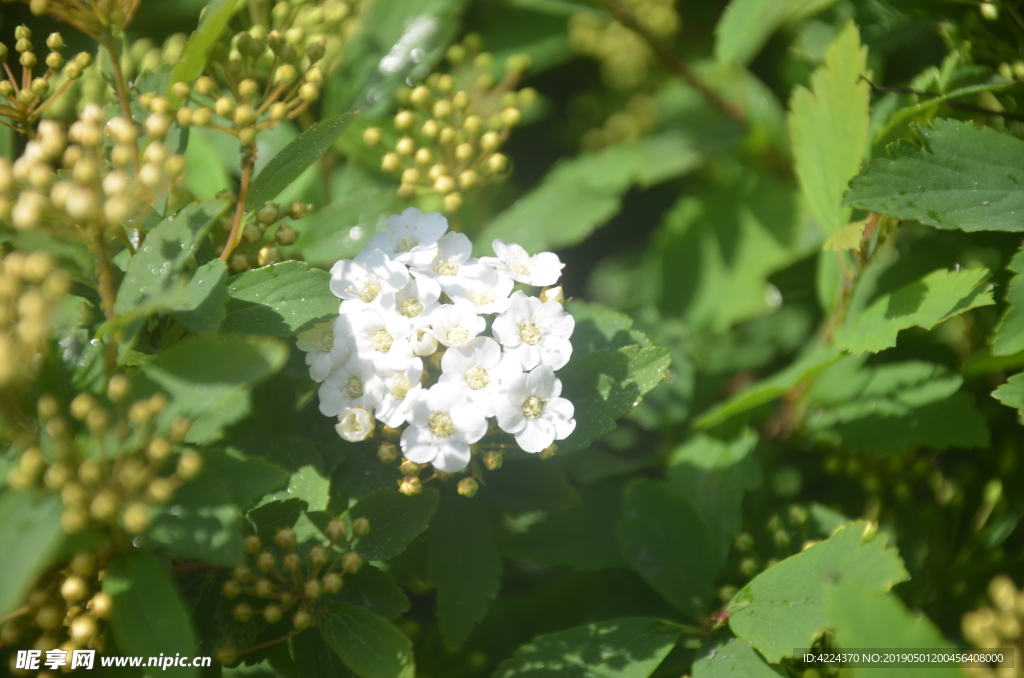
[616,480,713,620]
[291,185,406,268]
[148,504,244,566]
[666,430,761,569]
[846,119,1024,232]
[823,220,866,252]
[105,550,198,677]
[113,199,230,317]
[827,583,962,678]
[260,464,331,511]
[481,460,579,514]
[292,628,357,678]
[715,0,839,67]
[475,131,704,255]
[138,336,288,443]
[246,114,355,211]
[428,491,502,645]
[0,492,65,616]
[504,479,627,570]
[994,248,1024,356]
[692,636,783,677]
[834,267,994,355]
[695,346,843,429]
[321,603,415,678]
[727,521,908,663]
[350,488,439,561]
[788,21,870,236]
[169,259,229,333]
[492,617,683,678]
[558,344,672,453]
[202,448,290,510]
[248,498,308,540]
[220,262,338,336]
[168,0,242,99]
[993,373,1024,424]
[334,565,410,619]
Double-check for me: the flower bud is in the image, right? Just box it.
[270,102,289,121]
[410,85,431,106]
[222,580,241,599]
[382,153,401,172]
[254,578,274,597]
[177,449,202,479]
[88,592,112,620]
[263,605,282,623]
[146,477,176,504]
[292,610,313,630]
[275,527,297,550]
[341,551,362,574]
[480,131,500,151]
[123,502,151,534]
[395,110,415,130]
[216,646,238,665]
[303,580,322,600]
[377,442,398,464]
[325,519,346,541]
[299,83,319,102]
[61,576,88,604]
[482,450,503,471]
[244,535,261,554]
[258,245,282,267]
[444,191,463,212]
[433,175,455,195]
[352,517,370,538]
[256,552,275,572]
[363,127,382,146]
[68,615,97,643]
[457,477,479,498]
[232,603,252,622]
[398,476,421,495]
[275,224,298,246]
[488,153,509,172]
[283,553,300,572]
[323,572,343,593]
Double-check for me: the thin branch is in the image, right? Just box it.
[236,629,303,657]
[220,148,256,261]
[863,77,1024,124]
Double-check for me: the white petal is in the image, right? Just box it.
[431,441,472,472]
[515,420,556,453]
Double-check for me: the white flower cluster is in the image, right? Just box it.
[296,208,576,473]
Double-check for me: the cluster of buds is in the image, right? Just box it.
[730,505,815,582]
[580,93,658,151]
[386,438,507,499]
[6,380,201,536]
[963,575,1023,676]
[225,200,308,273]
[216,518,370,664]
[0,26,92,136]
[251,0,368,74]
[18,0,141,40]
[0,251,70,387]
[0,105,185,236]
[363,36,536,213]
[4,549,113,676]
[568,0,681,88]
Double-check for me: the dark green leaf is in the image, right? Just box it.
[727,521,908,662]
[616,480,713,620]
[481,460,579,514]
[292,628,357,678]
[169,259,229,333]
[715,0,839,66]
[492,617,683,678]
[246,114,355,211]
[0,492,65,616]
[202,448,290,510]
[248,498,308,540]
[428,491,502,645]
[350,488,438,561]
[994,248,1024,356]
[993,373,1024,423]
[845,119,1024,232]
[168,0,242,99]
[148,504,244,566]
[334,565,410,619]
[105,550,198,677]
[321,603,415,678]
[692,636,783,677]
[220,262,338,336]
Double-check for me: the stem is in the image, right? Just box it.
[90,227,120,375]
[0,605,30,625]
[100,36,134,125]
[220,146,256,261]
[602,0,746,124]
[236,629,303,657]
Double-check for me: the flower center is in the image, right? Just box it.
[359,280,381,303]
[447,325,469,344]
[522,395,543,419]
[344,376,364,399]
[342,410,370,433]
[464,366,489,390]
[429,412,456,438]
[508,258,530,276]
[371,329,394,353]
[318,331,334,352]
[519,322,543,345]
[390,377,412,399]
[400,299,424,317]
[394,235,417,253]
[469,289,494,307]
[435,259,458,276]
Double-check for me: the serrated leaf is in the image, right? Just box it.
[321,603,415,678]
[246,114,355,211]
[169,259,229,333]
[148,504,244,566]
[138,336,288,443]
[827,583,962,678]
[260,465,331,511]
[220,262,338,336]
[845,119,1024,232]
[105,550,198,678]
[823,220,866,252]
[334,565,410,619]
[692,636,783,677]
[715,0,839,67]
[789,21,870,236]
[993,373,1024,424]
[292,628,357,678]
[834,267,994,354]
[695,346,843,429]
[0,492,65,616]
[248,498,308,540]
[168,0,242,100]
[428,491,501,645]
[558,345,671,453]
[475,131,704,255]
[666,430,761,570]
[202,448,290,510]
[492,617,683,678]
[350,488,438,561]
[727,521,909,663]
[616,480,713,620]
[994,248,1024,356]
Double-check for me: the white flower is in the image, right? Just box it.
[340,304,415,370]
[412,232,476,293]
[375,359,424,428]
[335,406,375,442]
[400,384,487,472]
[330,248,409,304]
[366,207,448,268]
[480,239,564,287]
[496,367,576,453]
[444,263,514,314]
[318,358,385,416]
[439,337,521,416]
[296,321,350,382]
[491,291,575,370]
[410,327,439,357]
[391,278,440,323]
[427,301,486,348]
